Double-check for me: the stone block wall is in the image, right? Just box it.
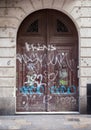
[0,0,91,114]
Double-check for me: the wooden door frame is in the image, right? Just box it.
[16,9,79,114]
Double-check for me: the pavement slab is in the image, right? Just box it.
[0,115,91,130]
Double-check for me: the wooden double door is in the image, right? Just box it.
[16,9,78,112]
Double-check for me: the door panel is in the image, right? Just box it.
[16,9,78,112]
[47,45,78,111]
[16,43,48,112]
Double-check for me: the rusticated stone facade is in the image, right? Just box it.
[0,0,91,114]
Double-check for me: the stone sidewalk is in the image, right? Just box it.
[0,115,91,130]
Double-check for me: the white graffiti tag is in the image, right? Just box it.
[43,71,58,82]
[17,51,74,72]
[25,42,56,51]
[26,74,46,87]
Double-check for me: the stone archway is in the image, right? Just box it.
[16,9,79,113]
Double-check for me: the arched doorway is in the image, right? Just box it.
[16,9,78,113]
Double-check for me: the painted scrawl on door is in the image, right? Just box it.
[20,74,45,95]
[17,42,77,95]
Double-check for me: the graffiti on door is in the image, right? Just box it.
[19,94,77,111]
[17,42,77,96]
[20,82,76,95]
[17,43,75,72]
[20,74,45,95]
[25,42,56,51]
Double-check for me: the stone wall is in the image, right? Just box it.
[0,0,91,114]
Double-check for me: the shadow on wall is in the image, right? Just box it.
[87,84,91,114]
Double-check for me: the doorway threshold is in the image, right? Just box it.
[15,111,79,115]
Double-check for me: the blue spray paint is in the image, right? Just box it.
[36,85,44,95]
[50,86,57,94]
[67,87,71,94]
[20,84,76,95]
[28,85,35,94]
[20,85,44,95]
[59,85,66,93]
[67,85,76,94]
[20,86,29,95]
